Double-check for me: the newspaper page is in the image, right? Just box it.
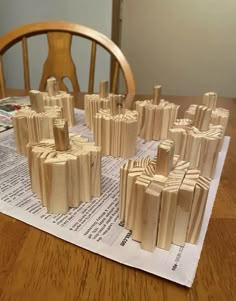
[0,96,30,132]
[0,109,230,287]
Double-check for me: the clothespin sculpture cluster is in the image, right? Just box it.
[29,78,75,127]
[94,109,138,158]
[168,92,229,178]
[119,139,211,252]
[13,78,75,156]
[168,126,223,178]
[185,92,229,133]
[136,86,179,141]
[27,119,101,214]
[84,80,126,131]
[13,106,63,156]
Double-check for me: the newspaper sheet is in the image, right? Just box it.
[0,109,230,287]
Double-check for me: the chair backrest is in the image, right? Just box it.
[0,20,135,108]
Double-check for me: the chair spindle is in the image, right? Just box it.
[111,60,119,94]
[88,41,97,94]
[0,55,5,97]
[22,37,30,91]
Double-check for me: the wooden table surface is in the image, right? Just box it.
[0,92,235,301]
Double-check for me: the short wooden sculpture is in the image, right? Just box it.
[169,92,228,178]
[30,78,75,127]
[94,109,138,158]
[13,106,63,156]
[135,86,179,141]
[84,80,126,131]
[13,78,75,156]
[119,139,211,252]
[185,92,229,133]
[27,118,101,214]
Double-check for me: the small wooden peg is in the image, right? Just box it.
[47,78,59,96]
[99,80,109,98]
[153,85,162,105]
[53,119,70,151]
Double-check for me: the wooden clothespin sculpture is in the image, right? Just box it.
[135,85,179,141]
[13,106,63,156]
[27,118,101,214]
[119,139,211,253]
[93,109,138,158]
[184,92,229,133]
[13,79,76,156]
[29,78,75,127]
[84,80,126,131]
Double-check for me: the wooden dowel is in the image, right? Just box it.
[153,85,162,105]
[53,119,70,151]
[156,140,175,176]
[47,78,59,96]
[99,80,109,98]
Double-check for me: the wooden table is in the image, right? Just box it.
[0,92,235,301]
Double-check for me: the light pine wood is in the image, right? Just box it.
[152,105,163,140]
[156,140,175,176]
[44,158,69,214]
[94,109,138,158]
[153,85,162,105]
[157,171,185,250]
[124,169,144,226]
[202,92,217,110]
[0,21,136,108]
[47,78,59,96]
[29,90,44,113]
[27,133,101,213]
[53,119,70,151]
[136,96,179,142]
[132,179,151,242]
[140,181,163,252]
[186,176,211,244]
[99,80,109,98]
[28,82,75,128]
[172,169,200,246]
[13,106,63,155]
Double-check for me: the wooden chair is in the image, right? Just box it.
[0,20,135,108]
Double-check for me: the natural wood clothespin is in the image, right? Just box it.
[141,180,164,252]
[156,140,175,176]
[202,92,217,110]
[172,169,200,246]
[29,90,44,113]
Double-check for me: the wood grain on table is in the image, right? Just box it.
[0,92,235,301]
